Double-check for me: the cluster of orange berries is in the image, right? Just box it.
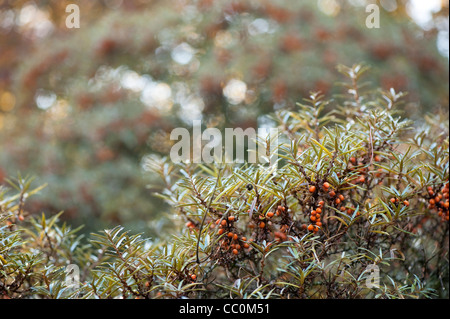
[348,156,372,184]
[214,215,250,256]
[319,182,358,217]
[251,205,285,231]
[272,206,289,242]
[305,200,324,233]
[389,197,410,207]
[427,182,449,222]
[215,215,236,235]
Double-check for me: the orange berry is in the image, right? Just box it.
[301,224,308,230]
[339,194,345,201]
[218,229,224,235]
[329,190,336,197]
[221,219,227,226]
[227,232,234,238]
[316,207,322,214]
[277,205,285,212]
[243,243,250,249]
[232,249,239,255]
[274,231,287,241]
[374,155,381,162]
[191,274,197,280]
[309,186,317,193]
[350,157,356,164]
[318,200,325,207]
[18,215,24,222]
[316,222,322,227]
[310,216,317,222]
[307,224,314,231]
[390,198,397,204]
[444,202,449,209]
[267,212,274,218]
[359,176,366,183]
[435,197,441,203]
[186,221,195,228]
[403,200,410,207]
[335,198,341,205]
[241,236,247,241]
[228,216,235,222]
[215,219,221,225]
[311,210,317,216]
[233,234,238,240]
[235,244,241,250]
[259,222,266,229]
[323,182,330,189]
[340,206,346,212]
[429,199,436,205]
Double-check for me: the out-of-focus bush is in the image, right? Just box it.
[0,0,448,234]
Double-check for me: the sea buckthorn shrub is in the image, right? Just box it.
[0,65,448,299]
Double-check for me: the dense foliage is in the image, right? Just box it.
[1,66,448,299]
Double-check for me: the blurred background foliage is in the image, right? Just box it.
[0,0,448,236]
